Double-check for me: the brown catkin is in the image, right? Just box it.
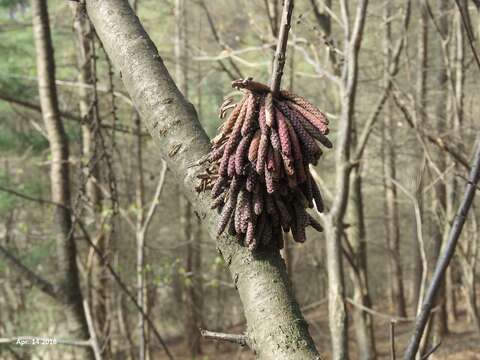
[274,225,284,249]
[212,175,227,198]
[219,95,249,175]
[221,95,247,135]
[285,99,329,135]
[256,134,269,175]
[228,176,242,208]
[246,221,256,249]
[253,187,264,215]
[310,175,324,213]
[307,214,323,232]
[274,195,292,229]
[303,171,314,208]
[277,102,321,162]
[262,221,272,245]
[208,142,226,162]
[285,118,307,183]
[293,202,307,243]
[276,109,295,176]
[255,212,267,243]
[227,155,236,177]
[234,193,244,234]
[281,90,329,126]
[265,92,275,127]
[265,168,278,194]
[211,191,227,209]
[290,106,332,148]
[217,201,234,235]
[199,81,332,251]
[258,98,268,135]
[228,211,236,235]
[241,92,258,136]
[270,128,281,152]
[248,130,261,162]
[235,132,254,175]
[246,170,257,192]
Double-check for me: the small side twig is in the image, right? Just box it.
[270,0,294,95]
[200,329,248,347]
[421,342,442,360]
[390,321,396,360]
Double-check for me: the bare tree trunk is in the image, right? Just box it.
[382,0,407,318]
[412,2,429,309]
[175,0,203,357]
[31,1,93,358]
[431,0,450,341]
[346,166,376,360]
[85,0,320,358]
[321,2,369,359]
[135,111,148,360]
[70,6,111,356]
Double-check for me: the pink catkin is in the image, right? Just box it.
[280,90,329,125]
[248,130,261,162]
[256,134,269,175]
[220,95,249,174]
[221,95,247,135]
[285,99,329,135]
[265,93,275,128]
[235,132,254,175]
[241,93,258,136]
[227,155,236,177]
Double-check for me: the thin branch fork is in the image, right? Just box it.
[403,144,480,359]
[200,329,249,347]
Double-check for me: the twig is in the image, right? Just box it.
[421,342,442,360]
[390,320,396,360]
[200,329,248,346]
[270,0,294,95]
[83,300,102,360]
[0,185,62,207]
[0,245,58,299]
[346,298,416,323]
[454,0,480,66]
[403,144,480,359]
[0,91,145,136]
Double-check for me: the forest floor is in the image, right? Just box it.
[154,299,480,359]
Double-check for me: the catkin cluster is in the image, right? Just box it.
[197,79,331,250]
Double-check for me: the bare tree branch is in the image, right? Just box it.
[0,245,58,299]
[200,329,248,346]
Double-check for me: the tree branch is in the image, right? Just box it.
[0,91,146,136]
[270,0,294,95]
[200,329,248,346]
[0,244,58,299]
[403,144,480,358]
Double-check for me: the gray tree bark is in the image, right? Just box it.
[84,0,320,358]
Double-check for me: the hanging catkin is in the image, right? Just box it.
[197,78,331,250]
